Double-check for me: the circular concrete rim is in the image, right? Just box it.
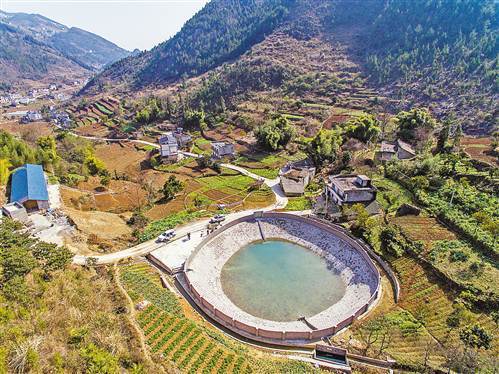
[180,212,381,345]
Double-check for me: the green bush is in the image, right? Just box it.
[254,114,294,151]
[80,343,119,374]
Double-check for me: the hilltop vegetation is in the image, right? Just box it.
[86,0,291,89]
[330,0,498,134]
[0,22,86,82]
[86,0,497,135]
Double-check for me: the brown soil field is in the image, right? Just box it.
[322,113,350,129]
[204,126,252,153]
[65,207,131,241]
[74,121,110,137]
[461,136,498,166]
[145,179,203,220]
[0,120,54,139]
[94,142,150,178]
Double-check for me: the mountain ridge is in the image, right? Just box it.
[0,10,130,83]
[84,0,497,135]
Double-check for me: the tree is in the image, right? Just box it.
[459,324,492,350]
[161,176,184,201]
[254,114,294,151]
[37,136,59,168]
[410,175,429,191]
[453,123,463,149]
[358,317,394,356]
[395,108,436,142]
[30,241,72,273]
[345,114,381,143]
[307,129,343,166]
[379,225,404,257]
[84,151,108,177]
[0,158,11,185]
[183,109,207,131]
[135,108,150,125]
[127,210,149,229]
[436,119,451,153]
[346,203,373,238]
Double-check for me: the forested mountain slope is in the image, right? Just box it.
[0,21,86,82]
[0,10,129,79]
[83,0,292,89]
[328,0,498,134]
[85,0,498,135]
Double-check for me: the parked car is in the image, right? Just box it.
[157,229,176,242]
[209,214,226,224]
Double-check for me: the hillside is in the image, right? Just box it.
[84,0,498,135]
[0,21,86,82]
[0,10,130,80]
[327,0,498,134]
[83,0,292,88]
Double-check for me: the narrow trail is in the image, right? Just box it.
[111,265,157,370]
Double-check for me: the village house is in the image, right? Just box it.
[211,142,235,159]
[157,122,177,132]
[18,97,34,105]
[325,174,377,206]
[158,132,179,162]
[375,139,416,161]
[10,164,50,212]
[20,111,42,123]
[50,111,72,128]
[279,159,316,197]
[174,127,192,148]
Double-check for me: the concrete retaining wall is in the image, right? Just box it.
[182,212,383,345]
[308,215,400,302]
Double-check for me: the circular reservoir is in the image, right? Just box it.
[221,240,346,321]
[182,213,381,344]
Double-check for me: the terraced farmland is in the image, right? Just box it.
[392,215,499,297]
[352,254,498,369]
[120,263,322,373]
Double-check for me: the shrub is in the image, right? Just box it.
[449,249,469,262]
[80,343,119,374]
[344,114,381,143]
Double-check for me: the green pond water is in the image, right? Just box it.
[221,240,346,322]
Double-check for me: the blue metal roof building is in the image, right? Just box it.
[10,164,50,210]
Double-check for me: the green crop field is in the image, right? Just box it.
[283,196,312,211]
[120,263,323,373]
[94,102,114,116]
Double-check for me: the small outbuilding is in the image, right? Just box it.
[10,164,50,212]
[375,139,416,161]
[2,202,29,222]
